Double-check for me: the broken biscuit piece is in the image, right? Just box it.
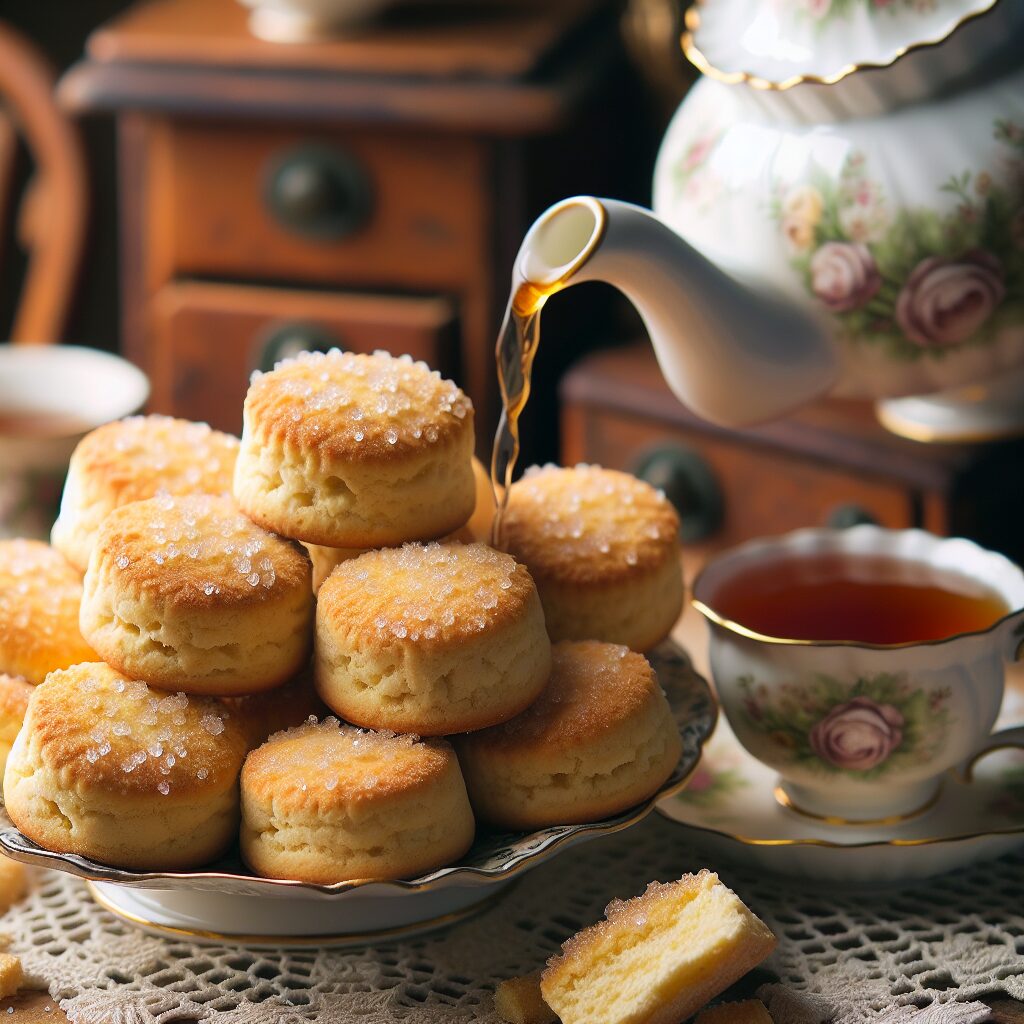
[495,971,557,1024]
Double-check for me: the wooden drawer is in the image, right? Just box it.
[149,120,488,289]
[561,405,915,566]
[150,281,457,434]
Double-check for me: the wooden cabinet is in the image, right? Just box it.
[59,0,632,446]
[562,344,1024,564]
[151,282,456,433]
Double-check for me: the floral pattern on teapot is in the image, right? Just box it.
[737,672,953,776]
[769,119,1024,361]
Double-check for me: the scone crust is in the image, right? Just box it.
[241,719,475,883]
[0,674,34,778]
[80,495,313,694]
[234,350,476,547]
[0,540,96,684]
[3,663,248,870]
[457,641,682,828]
[50,415,239,573]
[501,465,683,650]
[222,667,329,751]
[315,542,551,735]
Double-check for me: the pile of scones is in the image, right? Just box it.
[0,350,687,884]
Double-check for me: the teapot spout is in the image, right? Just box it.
[518,196,839,426]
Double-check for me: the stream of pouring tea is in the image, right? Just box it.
[490,278,564,549]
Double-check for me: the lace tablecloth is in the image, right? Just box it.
[4,813,1024,1024]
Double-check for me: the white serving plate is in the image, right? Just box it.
[0,642,716,947]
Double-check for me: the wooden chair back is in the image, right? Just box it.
[0,22,87,344]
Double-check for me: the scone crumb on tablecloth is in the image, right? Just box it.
[494,972,556,1024]
[0,953,23,998]
[0,858,26,914]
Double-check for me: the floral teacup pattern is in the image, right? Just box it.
[737,673,951,777]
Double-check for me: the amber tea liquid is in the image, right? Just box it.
[712,554,1009,645]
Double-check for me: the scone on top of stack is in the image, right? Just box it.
[0,539,96,684]
[540,870,777,1024]
[80,494,313,695]
[240,717,474,883]
[316,541,550,735]
[457,640,681,828]
[4,663,249,870]
[501,464,683,651]
[304,454,498,594]
[51,414,239,573]
[234,349,476,549]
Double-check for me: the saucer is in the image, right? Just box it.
[0,642,716,947]
[657,694,1024,883]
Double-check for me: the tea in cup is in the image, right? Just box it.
[692,526,1024,824]
[0,345,149,540]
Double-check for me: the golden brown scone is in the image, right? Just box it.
[222,667,329,750]
[0,855,28,912]
[456,640,681,829]
[695,1000,774,1024]
[241,717,475,883]
[234,349,476,548]
[315,542,550,735]
[494,972,557,1024]
[0,675,34,780]
[0,953,22,998]
[80,495,313,695]
[0,540,96,684]
[501,464,683,651]
[303,456,497,594]
[4,663,249,871]
[51,415,239,573]
[541,871,777,1024]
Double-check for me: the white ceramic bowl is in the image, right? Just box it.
[0,345,149,539]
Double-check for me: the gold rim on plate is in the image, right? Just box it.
[681,0,1004,92]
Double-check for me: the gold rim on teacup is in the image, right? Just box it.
[772,782,945,828]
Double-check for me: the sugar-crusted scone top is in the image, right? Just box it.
[242,350,473,462]
[468,641,665,755]
[21,663,247,800]
[63,415,238,507]
[0,540,96,683]
[244,718,457,815]
[318,542,535,647]
[503,464,680,584]
[91,495,310,607]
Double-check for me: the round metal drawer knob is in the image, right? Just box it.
[256,323,344,374]
[827,504,879,529]
[265,144,373,241]
[632,444,723,543]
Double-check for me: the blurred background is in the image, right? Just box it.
[2,0,1022,567]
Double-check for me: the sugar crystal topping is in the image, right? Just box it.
[506,464,678,574]
[84,415,238,500]
[53,667,234,796]
[107,495,289,596]
[256,716,429,799]
[326,542,521,642]
[0,540,88,653]
[249,349,471,452]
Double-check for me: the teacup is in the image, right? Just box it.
[0,345,149,540]
[692,526,1024,824]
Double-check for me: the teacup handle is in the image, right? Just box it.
[958,726,1024,784]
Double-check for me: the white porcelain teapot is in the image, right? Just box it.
[517,0,1024,438]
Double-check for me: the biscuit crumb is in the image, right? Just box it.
[695,999,774,1024]
[0,953,23,998]
[494,972,556,1024]
[0,858,26,912]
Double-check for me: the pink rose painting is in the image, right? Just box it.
[896,250,1006,347]
[809,697,904,772]
[810,242,882,312]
